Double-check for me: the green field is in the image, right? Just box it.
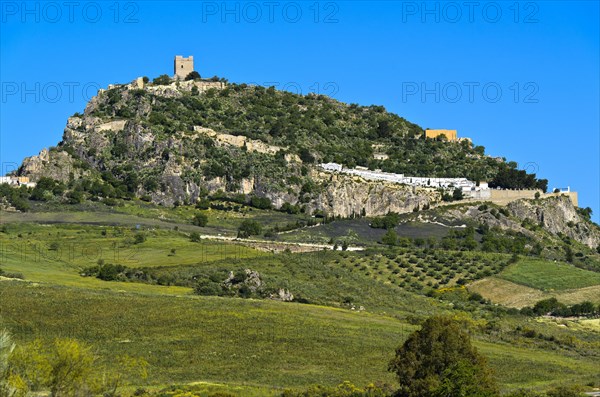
[0,223,438,314]
[1,281,599,393]
[1,217,600,394]
[499,259,600,291]
[278,218,451,246]
[0,281,410,388]
[18,199,314,236]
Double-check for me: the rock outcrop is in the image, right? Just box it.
[18,148,88,183]
[507,196,600,248]
[308,172,439,218]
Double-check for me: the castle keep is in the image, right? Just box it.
[174,55,194,79]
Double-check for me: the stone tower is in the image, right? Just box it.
[174,55,194,79]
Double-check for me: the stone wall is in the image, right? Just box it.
[144,80,225,98]
[488,189,541,205]
[425,129,457,141]
[480,189,578,207]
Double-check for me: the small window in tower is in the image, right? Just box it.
[181,65,184,68]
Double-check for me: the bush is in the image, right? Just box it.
[189,232,201,242]
[82,263,127,281]
[7,337,147,397]
[545,386,586,397]
[250,196,272,210]
[153,74,172,85]
[238,220,262,238]
[505,389,544,397]
[370,212,400,229]
[133,233,146,244]
[192,213,208,227]
[195,198,210,209]
[67,189,84,204]
[522,299,599,318]
[382,229,398,246]
[532,298,565,315]
[0,268,24,279]
[194,279,223,296]
[185,71,201,81]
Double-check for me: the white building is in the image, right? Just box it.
[320,163,343,172]
[0,176,36,188]
[319,163,486,195]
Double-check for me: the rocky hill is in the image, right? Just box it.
[16,77,549,216]
[415,195,600,258]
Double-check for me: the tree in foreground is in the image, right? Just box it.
[5,337,147,397]
[388,316,499,397]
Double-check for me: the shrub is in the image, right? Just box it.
[250,196,272,210]
[0,268,24,279]
[67,189,84,204]
[545,386,586,397]
[185,71,201,81]
[189,232,201,242]
[192,213,208,227]
[370,212,400,229]
[237,220,262,238]
[133,233,146,244]
[195,198,210,209]
[153,74,172,85]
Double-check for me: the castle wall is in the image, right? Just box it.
[487,189,541,205]
[481,189,578,207]
[425,129,457,141]
[192,81,224,92]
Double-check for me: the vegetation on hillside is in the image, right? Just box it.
[27,82,549,207]
[1,79,598,397]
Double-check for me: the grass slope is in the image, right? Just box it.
[2,219,600,394]
[499,259,600,291]
[469,278,600,308]
[1,281,598,392]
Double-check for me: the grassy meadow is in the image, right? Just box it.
[1,281,599,393]
[499,259,600,291]
[1,211,600,394]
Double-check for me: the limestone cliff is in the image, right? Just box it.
[507,196,600,248]
[426,196,600,249]
[308,172,439,217]
[18,148,88,182]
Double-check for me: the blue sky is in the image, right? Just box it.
[1,1,598,221]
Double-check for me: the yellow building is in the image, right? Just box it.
[425,129,457,142]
